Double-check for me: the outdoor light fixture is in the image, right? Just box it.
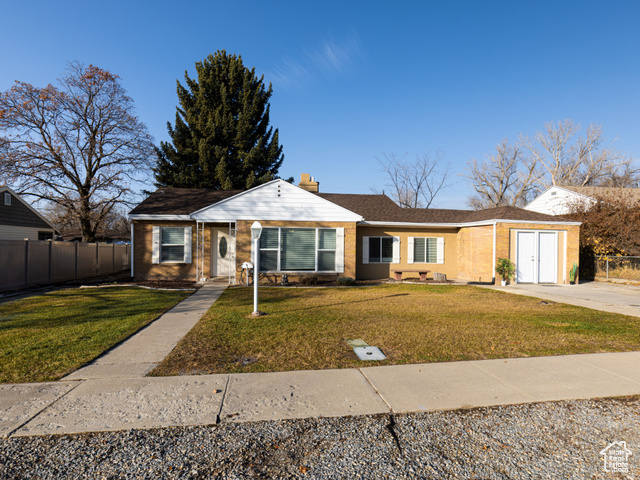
[250,221,263,316]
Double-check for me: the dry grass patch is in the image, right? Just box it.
[152,284,640,376]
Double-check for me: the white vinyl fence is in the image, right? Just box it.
[0,240,130,293]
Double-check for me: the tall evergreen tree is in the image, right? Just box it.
[154,51,284,189]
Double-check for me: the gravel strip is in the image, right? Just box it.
[1,397,638,479]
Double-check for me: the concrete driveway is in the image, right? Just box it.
[485,281,640,318]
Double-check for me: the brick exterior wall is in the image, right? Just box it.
[356,226,459,280]
[457,225,494,283]
[133,220,199,281]
[505,223,580,284]
[134,218,580,285]
[456,222,580,285]
[235,220,357,280]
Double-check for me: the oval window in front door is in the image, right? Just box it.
[219,236,228,259]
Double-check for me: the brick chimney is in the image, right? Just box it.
[298,173,319,193]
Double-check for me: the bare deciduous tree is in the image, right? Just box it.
[465,139,540,209]
[466,120,638,210]
[0,62,154,242]
[521,119,637,189]
[377,152,450,208]
[46,203,131,241]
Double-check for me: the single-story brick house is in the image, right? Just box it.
[128,174,581,284]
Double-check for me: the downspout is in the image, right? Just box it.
[563,230,567,284]
[130,222,134,278]
[492,221,497,284]
[195,222,200,283]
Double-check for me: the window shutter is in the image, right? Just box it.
[362,236,369,264]
[407,237,414,264]
[152,226,160,264]
[437,237,445,264]
[392,236,400,264]
[183,227,192,263]
[335,227,345,273]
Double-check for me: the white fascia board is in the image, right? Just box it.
[0,186,58,231]
[484,218,582,226]
[128,214,193,221]
[361,219,581,228]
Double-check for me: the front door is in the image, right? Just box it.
[538,231,558,283]
[516,231,536,283]
[212,229,231,277]
[516,230,558,284]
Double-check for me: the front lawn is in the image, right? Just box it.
[0,287,191,383]
[152,284,640,376]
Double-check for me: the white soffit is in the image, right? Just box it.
[190,180,363,222]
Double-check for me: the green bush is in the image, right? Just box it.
[337,276,356,286]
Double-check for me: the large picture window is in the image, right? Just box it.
[258,227,342,272]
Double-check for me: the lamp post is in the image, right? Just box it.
[250,221,263,316]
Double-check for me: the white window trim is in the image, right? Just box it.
[152,226,192,264]
[363,236,400,264]
[408,236,444,264]
[3,192,11,206]
[255,226,343,273]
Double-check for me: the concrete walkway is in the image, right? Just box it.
[64,282,227,380]
[2,280,640,438]
[481,281,640,318]
[2,352,640,437]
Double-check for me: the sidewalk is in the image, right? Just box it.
[2,351,640,437]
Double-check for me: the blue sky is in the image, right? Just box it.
[2,1,639,208]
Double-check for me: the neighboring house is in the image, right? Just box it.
[128,174,581,285]
[0,186,56,240]
[525,185,640,215]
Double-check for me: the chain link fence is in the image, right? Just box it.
[594,256,640,281]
